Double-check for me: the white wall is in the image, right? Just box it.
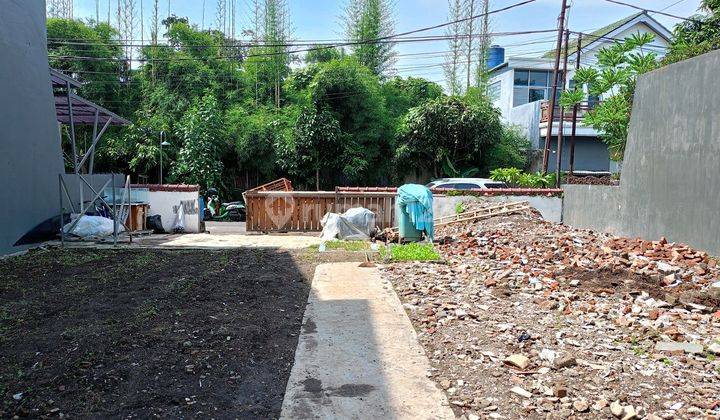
[146,190,201,233]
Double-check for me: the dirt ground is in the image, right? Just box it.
[0,246,363,418]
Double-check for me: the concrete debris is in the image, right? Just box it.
[510,386,532,398]
[503,354,530,370]
[654,341,704,354]
[382,206,720,419]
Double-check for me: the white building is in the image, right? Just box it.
[486,12,672,173]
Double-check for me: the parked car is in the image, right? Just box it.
[426,178,508,190]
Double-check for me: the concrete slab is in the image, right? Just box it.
[281,263,454,419]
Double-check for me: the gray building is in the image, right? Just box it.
[0,1,65,256]
[0,2,129,256]
[486,12,671,173]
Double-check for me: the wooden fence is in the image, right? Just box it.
[245,190,397,232]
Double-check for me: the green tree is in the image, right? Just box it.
[305,46,345,64]
[171,94,225,190]
[394,96,503,178]
[381,76,445,126]
[344,0,396,76]
[560,33,658,161]
[293,107,343,190]
[664,0,720,64]
[309,57,391,184]
[480,126,530,173]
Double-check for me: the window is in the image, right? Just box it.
[487,81,501,101]
[483,182,507,189]
[512,69,564,107]
[529,71,548,87]
[454,183,481,190]
[529,88,547,102]
[514,70,529,86]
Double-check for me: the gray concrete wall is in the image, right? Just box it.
[546,136,611,172]
[0,2,65,255]
[435,195,563,223]
[563,50,720,256]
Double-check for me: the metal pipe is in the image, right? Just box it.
[89,109,100,174]
[78,117,112,169]
[555,29,571,187]
[159,131,165,185]
[59,174,64,247]
[113,174,117,246]
[541,0,569,174]
[569,34,583,177]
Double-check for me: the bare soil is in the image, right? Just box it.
[0,247,363,418]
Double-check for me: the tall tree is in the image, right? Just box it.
[444,0,464,95]
[463,0,476,91]
[216,0,226,35]
[261,0,291,107]
[151,0,159,43]
[344,0,397,77]
[475,0,491,88]
[48,0,73,19]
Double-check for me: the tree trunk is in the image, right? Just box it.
[315,167,320,191]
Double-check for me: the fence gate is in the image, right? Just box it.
[245,191,397,232]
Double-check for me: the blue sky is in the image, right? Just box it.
[72,0,704,86]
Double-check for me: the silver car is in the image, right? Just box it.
[426,178,508,190]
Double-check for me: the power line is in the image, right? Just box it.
[601,0,703,23]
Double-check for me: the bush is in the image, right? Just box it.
[490,167,556,188]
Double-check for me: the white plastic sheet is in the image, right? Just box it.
[320,207,376,241]
[173,202,186,233]
[63,215,124,237]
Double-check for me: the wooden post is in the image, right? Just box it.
[569,33,583,177]
[554,29,570,187]
[541,0,569,174]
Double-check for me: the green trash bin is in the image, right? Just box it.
[397,201,423,243]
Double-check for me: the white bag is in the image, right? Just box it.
[320,207,376,241]
[63,215,124,237]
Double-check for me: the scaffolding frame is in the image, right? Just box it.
[51,69,132,245]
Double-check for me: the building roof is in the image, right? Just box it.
[51,68,131,126]
[50,68,83,89]
[54,92,131,126]
[542,12,672,59]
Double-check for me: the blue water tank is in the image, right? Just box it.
[486,45,505,69]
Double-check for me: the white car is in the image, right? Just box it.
[426,178,508,190]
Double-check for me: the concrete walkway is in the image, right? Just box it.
[281,263,454,419]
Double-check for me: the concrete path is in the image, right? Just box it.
[281,263,454,420]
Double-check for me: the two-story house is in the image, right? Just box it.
[486,12,672,173]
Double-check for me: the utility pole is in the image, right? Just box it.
[554,29,570,187]
[568,33,582,177]
[96,0,100,22]
[541,0,568,174]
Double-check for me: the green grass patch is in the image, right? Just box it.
[311,241,372,252]
[382,243,441,262]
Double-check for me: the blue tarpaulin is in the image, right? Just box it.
[397,184,434,240]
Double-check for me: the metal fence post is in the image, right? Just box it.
[58,174,64,247]
[112,174,117,246]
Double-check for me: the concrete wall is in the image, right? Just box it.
[435,195,562,223]
[146,190,201,233]
[563,50,720,256]
[0,3,65,255]
[545,136,611,172]
[509,101,541,149]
